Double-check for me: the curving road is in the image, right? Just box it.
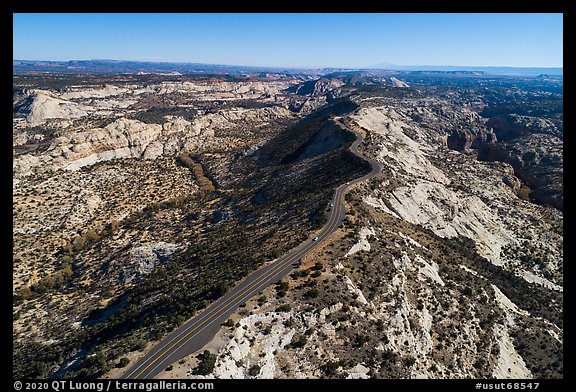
[122,118,381,379]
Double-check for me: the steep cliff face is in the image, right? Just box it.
[446,128,497,152]
[486,113,562,141]
[478,134,563,210]
[438,109,563,212]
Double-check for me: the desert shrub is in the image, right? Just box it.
[197,351,216,375]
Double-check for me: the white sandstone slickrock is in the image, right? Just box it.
[13,82,296,179]
[363,195,400,218]
[343,276,369,306]
[18,90,94,125]
[415,255,444,286]
[344,226,376,257]
[61,118,164,170]
[519,269,563,292]
[353,105,562,285]
[492,323,532,379]
[354,107,448,184]
[211,304,344,379]
[390,77,409,88]
[490,284,533,379]
[345,364,370,379]
[59,85,129,100]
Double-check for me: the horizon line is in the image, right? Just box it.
[13,58,563,70]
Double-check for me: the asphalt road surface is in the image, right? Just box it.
[122,118,381,379]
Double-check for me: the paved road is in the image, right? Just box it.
[122,118,381,379]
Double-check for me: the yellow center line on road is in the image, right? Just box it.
[131,226,331,379]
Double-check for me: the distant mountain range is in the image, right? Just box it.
[367,63,563,76]
[12,59,320,76]
[13,59,562,77]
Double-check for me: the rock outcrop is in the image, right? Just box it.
[14,90,93,125]
[390,77,409,88]
[478,133,563,210]
[286,77,345,96]
[122,242,180,283]
[446,128,497,152]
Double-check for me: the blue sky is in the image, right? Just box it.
[13,13,563,68]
